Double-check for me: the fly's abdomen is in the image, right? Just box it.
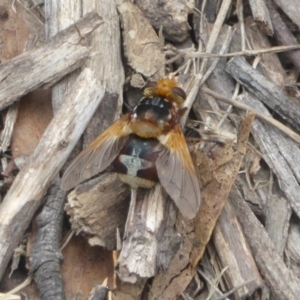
[113,135,159,189]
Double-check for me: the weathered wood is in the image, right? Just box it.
[117,1,164,79]
[286,220,300,279]
[202,87,300,144]
[82,0,124,146]
[268,3,300,73]
[0,68,105,281]
[29,183,66,300]
[150,113,254,299]
[226,56,300,133]
[0,12,102,111]
[273,0,300,30]
[135,0,191,42]
[44,0,83,113]
[213,201,264,299]
[0,103,19,152]
[65,173,130,250]
[230,17,286,88]
[117,185,180,283]
[264,186,291,258]
[248,0,273,35]
[239,94,300,219]
[230,185,300,299]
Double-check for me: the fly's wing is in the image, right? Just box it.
[61,114,132,191]
[156,124,201,219]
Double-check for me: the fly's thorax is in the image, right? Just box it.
[131,97,178,138]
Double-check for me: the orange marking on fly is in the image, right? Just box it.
[158,124,196,172]
[143,77,186,106]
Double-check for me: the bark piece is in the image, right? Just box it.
[65,173,130,250]
[29,183,66,300]
[286,220,300,279]
[117,1,164,79]
[230,186,300,299]
[117,186,180,283]
[82,0,124,146]
[249,0,273,35]
[135,0,191,42]
[0,11,102,110]
[264,190,291,258]
[268,4,300,73]
[150,113,254,299]
[44,0,83,113]
[213,201,264,299]
[0,102,19,153]
[239,94,300,219]
[226,56,300,133]
[230,17,286,88]
[273,0,300,30]
[0,68,105,281]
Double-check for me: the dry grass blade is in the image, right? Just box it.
[202,87,300,144]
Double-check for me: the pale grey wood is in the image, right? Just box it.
[0,102,19,152]
[117,2,164,79]
[44,0,83,113]
[213,201,264,299]
[273,0,300,34]
[0,68,105,281]
[65,173,130,250]
[239,94,300,219]
[117,185,179,283]
[230,17,286,88]
[286,220,300,279]
[249,0,273,35]
[82,0,125,146]
[226,57,300,133]
[265,192,291,258]
[0,12,102,111]
[135,0,191,42]
[230,186,300,299]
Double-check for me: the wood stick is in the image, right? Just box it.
[0,102,19,152]
[167,44,300,59]
[0,11,102,111]
[117,185,180,283]
[231,17,286,88]
[226,56,300,133]
[0,68,105,281]
[135,0,191,42]
[150,112,254,299]
[273,0,300,30]
[82,0,125,146]
[201,87,300,144]
[248,0,273,35]
[239,94,300,221]
[65,173,130,250]
[44,0,83,113]
[117,2,164,79]
[268,3,300,73]
[285,220,300,279]
[264,188,291,258]
[213,202,264,299]
[230,186,300,299]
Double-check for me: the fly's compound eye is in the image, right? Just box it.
[172,87,186,100]
[143,80,157,89]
